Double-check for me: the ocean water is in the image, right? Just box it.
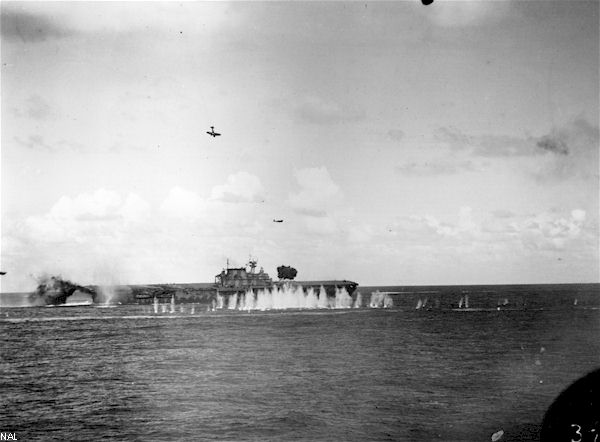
[1,284,599,441]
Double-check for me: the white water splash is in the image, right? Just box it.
[227,293,238,310]
[353,291,363,308]
[369,291,394,308]
[384,296,394,308]
[334,287,353,309]
[97,285,117,305]
[215,284,363,311]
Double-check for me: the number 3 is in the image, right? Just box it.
[571,424,582,442]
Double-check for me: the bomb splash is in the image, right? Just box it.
[215,284,363,312]
[369,291,394,308]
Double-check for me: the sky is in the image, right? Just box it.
[1,1,598,291]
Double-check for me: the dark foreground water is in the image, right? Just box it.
[1,285,599,441]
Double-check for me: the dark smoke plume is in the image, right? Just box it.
[277,265,298,280]
[29,275,96,306]
[536,135,569,155]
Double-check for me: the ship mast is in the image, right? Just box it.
[248,257,257,274]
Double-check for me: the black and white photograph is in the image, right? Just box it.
[1,1,598,440]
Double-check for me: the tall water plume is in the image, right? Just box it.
[334,287,353,309]
[97,285,117,305]
[215,284,364,312]
[369,291,394,308]
[227,293,238,310]
[353,291,363,308]
[383,295,394,308]
[317,286,330,309]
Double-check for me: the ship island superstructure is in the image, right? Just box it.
[215,259,273,296]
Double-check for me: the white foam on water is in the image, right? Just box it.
[216,284,364,312]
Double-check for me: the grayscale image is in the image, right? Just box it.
[1,1,598,441]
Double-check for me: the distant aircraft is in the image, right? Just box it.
[0,271,6,275]
[422,0,434,4]
[273,219,284,223]
[206,126,221,137]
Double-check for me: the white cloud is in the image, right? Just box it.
[404,207,591,255]
[119,193,151,222]
[160,183,268,236]
[571,209,586,222]
[160,186,205,219]
[2,190,154,290]
[6,184,271,291]
[49,189,122,220]
[284,166,354,239]
[288,166,342,216]
[23,189,151,245]
[416,206,479,237]
[520,210,587,250]
[210,171,264,203]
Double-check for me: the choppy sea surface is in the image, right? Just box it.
[1,283,599,441]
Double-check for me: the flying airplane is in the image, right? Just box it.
[0,271,6,275]
[273,219,284,223]
[206,126,221,137]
